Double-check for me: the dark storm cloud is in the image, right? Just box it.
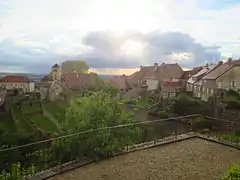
[81,31,222,68]
[0,30,222,73]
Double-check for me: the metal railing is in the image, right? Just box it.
[0,115,239,179]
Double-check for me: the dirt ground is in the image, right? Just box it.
[48,138,240,180]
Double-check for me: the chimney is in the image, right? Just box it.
[206,63,209,68]
[140,65,143,71]
[218,61,223,65]
[228,57,233,64]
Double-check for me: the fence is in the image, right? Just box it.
[0,115,239,179]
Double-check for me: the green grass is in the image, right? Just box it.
[220,132,240,143]
[135,98,150,107]
[28,114,60,134]
[43,102,66,124]
[54,101,69,110]
[22,105,42,114]
[0,115,15,133]
[11,105,34,133]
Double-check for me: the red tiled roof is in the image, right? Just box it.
[108,75,133,90]
[203,60,240,80]
[0,76,33,83]
[130,63,184,82]
[129,66,151,81]
[63,73,98,89]
[141,63,184,81]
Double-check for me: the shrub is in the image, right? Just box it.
[0,162,36,180]
[222,164,240,180]
[171,94,206,115]
[157,110,171,119]
[193,117,214,131]
[65,92,142,158]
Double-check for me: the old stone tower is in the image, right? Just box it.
[51,64,62,81]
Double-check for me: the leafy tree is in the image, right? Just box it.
[65,92,141,158]
[222,98,240,110]
[171,94,206,115]
[222,164,240,180]
[62,60,89,74]
[101,82,120,97]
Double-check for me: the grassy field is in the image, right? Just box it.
[43,102,68,124]
[22,105,42,114]
[54,101,69,110]
[28,114,60,134]
[0,114,15,133]
[11,105,34,133]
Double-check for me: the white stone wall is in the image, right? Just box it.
[146,79,159,91]
[0,82,35,93]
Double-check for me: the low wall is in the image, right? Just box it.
[29,132,240,180]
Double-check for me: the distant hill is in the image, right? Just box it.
[0,73,115,82]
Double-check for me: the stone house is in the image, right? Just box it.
[108,75,134,92]
[51,64,62,81]
[129,62,184,97]
[160,81,184,98]
[143,63,184,91]
[0,88,6,105]
[186,64,217,98]
[39,81,64,101]
[108,75,148,99]
[0,75,35,93]
[183,67,203,92]
[201,58,240,101]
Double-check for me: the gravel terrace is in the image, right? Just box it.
[48,138,240,180]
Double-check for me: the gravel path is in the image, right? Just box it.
[48,138,240,180]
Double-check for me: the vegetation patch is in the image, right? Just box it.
[54,101,69,110]
[171,93,208,116]
[123,97,154,108]
[22,105,42,115]
[28,114,60,134]
[222,164,240,180]
[43,102,66,124]
[11,104,34,133]
[220,131,240,143]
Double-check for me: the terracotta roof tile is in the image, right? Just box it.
[0,76,33,83]
[129,66,151,80]
[130,63,184,81]
[63,73,97,89]
[145,63,183,80]
[108,76,133,90]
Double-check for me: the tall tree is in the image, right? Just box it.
[65,92,141,158]
[61,60,89,74]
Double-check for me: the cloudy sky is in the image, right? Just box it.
[0,0,240,75]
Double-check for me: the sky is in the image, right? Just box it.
[0,0,240,75]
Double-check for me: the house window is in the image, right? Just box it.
[231,81,236,87]
[217,82,222,89]
[221,92,224,99]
